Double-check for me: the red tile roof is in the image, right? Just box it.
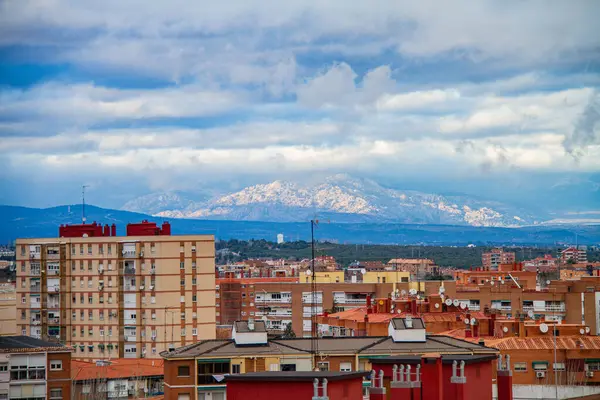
[486,336,600,350]
[328,307,489,324]
[72,358,164,381]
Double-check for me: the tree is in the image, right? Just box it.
[282,322,296,338]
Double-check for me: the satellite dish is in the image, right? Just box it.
[409,288,417,295]
[397,310,402,314]
[586,327,591,334]
[502,326,509,333]
[540,323,549,333]
[439,286,446,294]
[464,318,470,325]
[305,269,312,276]
[546,280,551,285]
[453,299,460,307]
[261,316,267,322]
[460,302,467,310]
[434,303,440,309]
[580,328,586,335]
[490,281,495,286]
[401,290,407,296]
[445,299,452,306]
[416,295,421,300]
[470,318,477,325]
[395,289,400,294]
[527,310,534,319]
[360,269,366,275]
[501,280,505,285]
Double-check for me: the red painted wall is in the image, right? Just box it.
[226,379,363,400]
[441,362,493,400]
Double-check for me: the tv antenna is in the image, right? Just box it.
[82,185,89,223]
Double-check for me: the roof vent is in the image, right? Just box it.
[388,317,426,343]
[232,320,268,346]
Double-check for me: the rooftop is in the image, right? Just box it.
[0,336,69,352]
[225,371,369,382]
[161,335,497,359]
[72,359,164,381]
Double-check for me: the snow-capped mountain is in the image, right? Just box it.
[123,175,539,227]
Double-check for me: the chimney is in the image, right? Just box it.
[111,224,116,236]
[490,313,496,336]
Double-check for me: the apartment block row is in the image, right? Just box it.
[15,220,216,359]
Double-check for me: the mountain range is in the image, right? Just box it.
[122,175,539,227]
[2,204,599,245]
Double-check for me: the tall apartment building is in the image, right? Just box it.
[15,220,215,360]
[481,249,516,270]
[0,284,16,336]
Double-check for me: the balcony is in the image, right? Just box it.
[522,305,534,312]
[491,304,511,311]
[31,318,41,325]
[47,269,60,276]
[257,297,292,304]
[30,285,41,293]
[468,304,481,311]
[122,249,137,258]
[47,302,60,309]
[31,269,41,276]
[255,311,292,317]
[124,284,136,291]
[48,286,60,293]
[340,298,367,304]
[545,305,566,312]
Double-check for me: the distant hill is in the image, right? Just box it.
[1,204,600,245]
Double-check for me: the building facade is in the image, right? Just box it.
[560,247,588,264]
[15,220,216,360]
[481,249,516,270]
[0,335,72,400]
[0,284,16,336]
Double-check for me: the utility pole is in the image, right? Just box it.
[310,220,319,370]
[82,185,89,223]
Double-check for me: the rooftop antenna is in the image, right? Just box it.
[82,184,89,223]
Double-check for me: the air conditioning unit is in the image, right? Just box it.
[139,285,145,290]
[151,336,156,341]
[587,371,594,378]
[536,371,546,378]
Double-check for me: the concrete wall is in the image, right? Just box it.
[492,384,600,400]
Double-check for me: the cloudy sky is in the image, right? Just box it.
[1,0,599,211]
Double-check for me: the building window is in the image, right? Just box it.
[317,362,329,371]
[88,295,93,304]
[99,244,103,254]
[50,388,63,399]
[232,364,241,374]
[107,244,112,255]
[82,385,91,394]
[21,262,25,273]
[181,312,186,320]
[0,363,8,372]
[21,295,26,304]
[192,295,197,302]
[553,363,566,371]
[80,245,83,255]
[514,362,527,372]
[21,245,26,256]
[177,366,190,377]
[180,262,185,269]
[50,360,62,371]
[192,262,196,269]
[181,328,186,336]
[87,244,92,255]
[80,261,84,271]
[192,278,197,285]
[192,328,198,336]
[88,260,92,271]
[180,279,185,286]
[180,296,185,303]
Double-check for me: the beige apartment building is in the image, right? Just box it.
[15,221,215,360]
[0,284,16,336]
